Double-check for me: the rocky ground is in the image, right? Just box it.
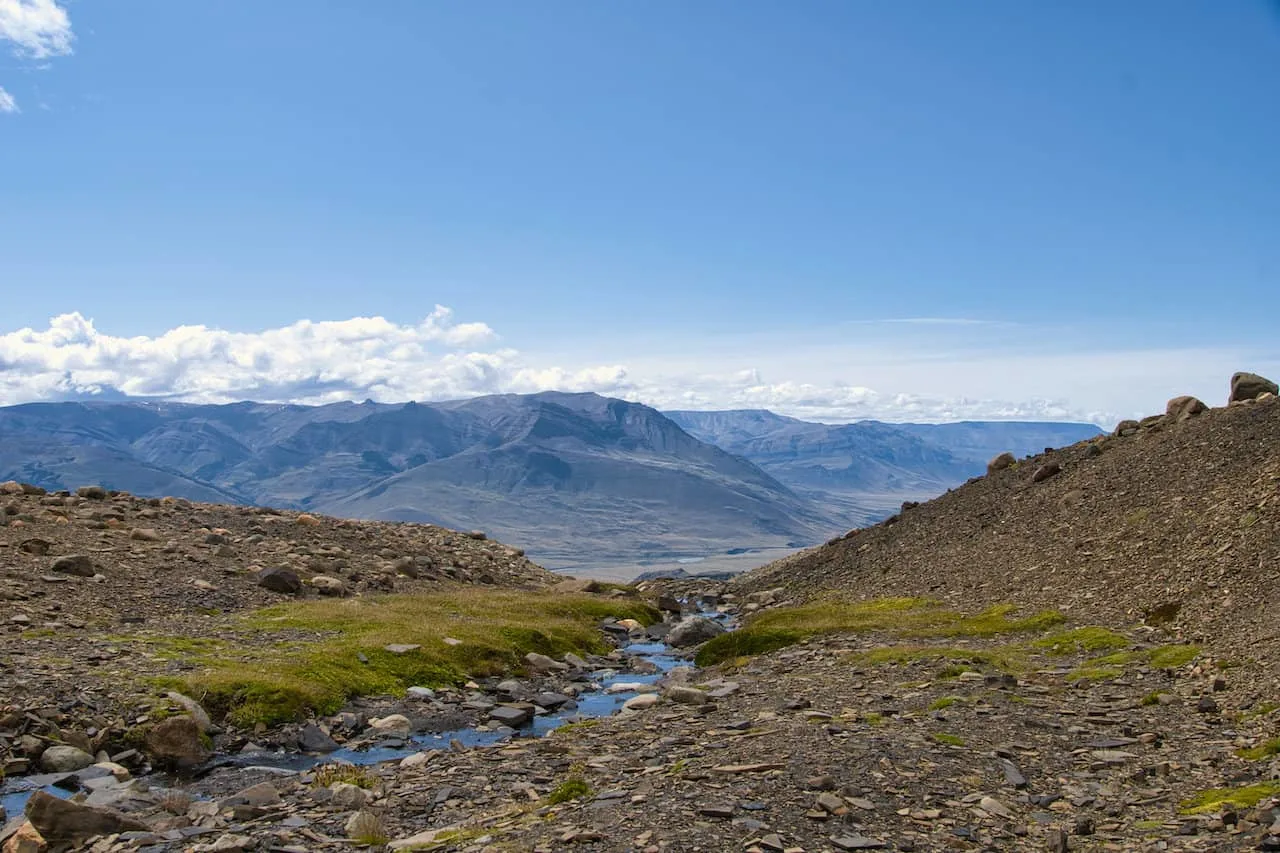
[8,581,1280,852]
[3,373,1279,852]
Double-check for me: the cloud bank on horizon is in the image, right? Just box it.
[0,311,1272,428]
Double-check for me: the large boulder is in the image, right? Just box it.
[24,790,148,846]
[666,617,727,647]
[39,745,94,773]
[986,452,1016,474]
[144,715,211,769]
[257,567,302,594]
[1166,395,1208,421]
[1230,372,1278,403]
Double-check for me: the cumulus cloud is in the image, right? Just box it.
[0,0,72,58]
[2,309,1274,428]
[0,85,15,113]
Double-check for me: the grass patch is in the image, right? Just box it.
[697,598,1058,667]
[1242,701,1280,721]
[929,696,960,711]
[184,588,659,726]
[1238,738,1280,761]
[1068,665,1124,683]
[1180,782,1280,815]
[1032,626,1129,656]
[1140,691,1167,706]
[1148,644,1200,669]
[933,732,965,746]
[313,763,377,789]
[547,776,592,805]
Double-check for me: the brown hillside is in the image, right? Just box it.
[738,389,1280,680]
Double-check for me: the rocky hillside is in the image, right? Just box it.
[739,372,1280,681]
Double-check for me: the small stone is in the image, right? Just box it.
[831,837,888,851]
[979,795,1012,819]
[623,694,660,711]
[299,724,339,753]
[524,652,569,672]
[383,643,421,654]
[145,715,211,769]
[329,782,368,810]
[369,714,413,735]
[50,555,95,577]
[129,527,161,542]
[666,616,726,647]
[1032,462,1061,483]
[1196,696,1219,714]
[664,685,710,705]
[697,804,735,819]
[488,706,532,727]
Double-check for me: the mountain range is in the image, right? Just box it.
[0,393,1099,569]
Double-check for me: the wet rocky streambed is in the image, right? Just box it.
[0,594,738,836]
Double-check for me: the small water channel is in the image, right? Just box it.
[1,605,732,818]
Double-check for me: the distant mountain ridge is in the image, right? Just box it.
[0,394,1101,569]
[0,394,838,568]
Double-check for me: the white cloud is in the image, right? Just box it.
[0,0,73,59]
[0,85,16,113]
[1,309,1275,429]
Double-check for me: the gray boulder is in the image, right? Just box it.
[50,555,95,577]
[257,567,302,594]
[39,745,94,772]
[667,617,727,647]
[1166,395,1208,420]
[986,452,1016,474]
[1230,372,1279,402]
[144,715,211,769]
[25,790,149,845]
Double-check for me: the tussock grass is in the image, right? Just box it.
[312,763,377,789]
[1180,782,1280,815]
[1237,738,1280,761]
[547,776,592,805]
[184,588,658,726]
[1032,626,1129,656]
[695,598,1062,667]
[932,732,965,746]
[1148,644,1200,669]
[850,644,1025,674]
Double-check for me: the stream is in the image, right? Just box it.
[1,604,731,819]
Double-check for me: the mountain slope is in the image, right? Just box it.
[667,409,1102,526]
[0,394,839,568]
[738,390,1280,679]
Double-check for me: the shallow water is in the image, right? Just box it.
[0,632,696,816]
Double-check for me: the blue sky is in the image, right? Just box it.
[1,1,1278,423]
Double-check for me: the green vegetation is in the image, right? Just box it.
[1148,644,1200,669]
[932,732,965,746]
[1067,665,1124,683]
[553,719,600,737]
[1237,738,1280,761]
[547,776,592,805]
[1180,782,1280,815]
[863,712,885,726]
[928,696,959,711]
[696,597,1062,667]
[1242,701,1280,721]
[1140,690,1167,706]
[1032,626,1129,655]
[183,588,659,726]
[312,763,377,789]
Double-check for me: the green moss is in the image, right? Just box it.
[547,776,592,805]
[700,598,1056,667]
[928,696,959,711]
[1093,650,1139,666]
[1067,665,1124,683]
[1180,782,1280,815]
[933,732,965,746]
[185,588,659,726]
[553,719,600,736]
[1148,644,1200,669]
[1237,738,1280,761]
[1032,626,1129,656]
[863,712,884,726]
[1140,691,1167,706]
[1242,701,1280,721]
